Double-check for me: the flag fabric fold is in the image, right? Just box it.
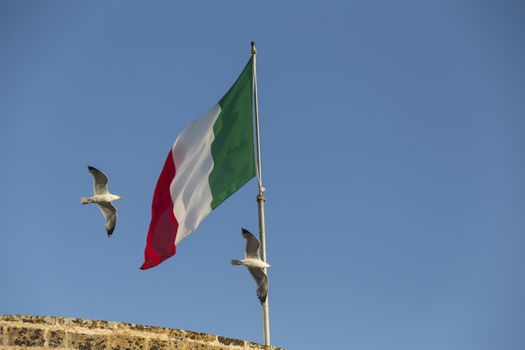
[141,58,255,270]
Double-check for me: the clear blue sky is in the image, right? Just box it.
[1,1,524,349]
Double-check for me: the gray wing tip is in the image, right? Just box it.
[88,165,104,175]
[242,227,253,238]
[257,287,268,304]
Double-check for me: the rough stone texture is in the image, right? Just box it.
[69,333,108,350]
[59,318,115,331]
[166,329,188,341]
[185,331,217,344]
[7,327,45,347]
[3,315,57,326]
[170,342,186,350]
[110,335,145,350]
[217,336,244,347]
[49,330,66,348]
[0,315,284,350]
[148,339,169,350]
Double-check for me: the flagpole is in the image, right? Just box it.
[251,41,271,346]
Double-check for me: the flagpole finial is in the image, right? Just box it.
[251,41,257,55]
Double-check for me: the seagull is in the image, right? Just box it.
[231,228,271,304]
[80,166,122,237]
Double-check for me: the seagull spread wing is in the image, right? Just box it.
[98,202,117,236]
[248,267,268,304]
[88,166,109,195]
[242,228,260,259]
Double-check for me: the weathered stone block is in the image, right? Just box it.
[7,327,45,347]
[185,331,216,343]
[0,315,56,325]
[166,329,187,341]
[49,330,66,348]
[246,342,268,350]
[185,343,207,350]
[94,320,115,330]
[19,316,57,325]
[59,318,90,328]
[110,334,146,350]
[124,323,169,335]
[148,339,170,350]
[59,317,114,331]
[217,336,244,347]
[69,333,107,350]
[171,341,187,350]
[0,315,23,322]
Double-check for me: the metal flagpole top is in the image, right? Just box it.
[251,41,265,194]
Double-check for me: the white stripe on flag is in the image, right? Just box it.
[171,104,221,245]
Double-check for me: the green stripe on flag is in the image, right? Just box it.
[209,57,256,209]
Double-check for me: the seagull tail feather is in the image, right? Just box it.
[231,259,243,266]
[80,197,92,205]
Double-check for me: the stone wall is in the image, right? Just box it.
[0,315,283,350]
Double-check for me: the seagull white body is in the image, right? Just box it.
[234,257,270,269]
[81,166,122,237]
[87,194,121,203]
[231,228,271,304]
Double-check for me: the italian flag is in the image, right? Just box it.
[141,58,256,270]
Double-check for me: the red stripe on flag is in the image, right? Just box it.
[140,151,179,270]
